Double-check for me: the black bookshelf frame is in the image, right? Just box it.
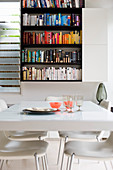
[21,0,85,82]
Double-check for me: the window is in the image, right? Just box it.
[0,1,20,92]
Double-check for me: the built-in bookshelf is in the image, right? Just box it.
[21,0,85,81]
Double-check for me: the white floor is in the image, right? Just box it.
[2,139,113,170]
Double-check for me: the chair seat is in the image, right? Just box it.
[64,141,113,160]
[59,131,100,141]
[6,131,48,141]
[0,140,48,160]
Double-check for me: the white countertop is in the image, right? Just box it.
[0,101,113,131]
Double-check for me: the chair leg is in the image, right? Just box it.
[69,154,74,170]
[110,161,113,169]
[66,157,70,170]
[60,153,65,170]
[0,160,4,170]
[44,155,48,170]
[57,138,62,165]
[104,161,107,170]
[60,136,68,170]
[34,153,40,170]
[42,156,46,170]
[6,160,8,164]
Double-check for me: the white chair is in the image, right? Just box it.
[61,132,113,170]
[45,96,63,101]
[58,100,111,166]
[0,131,48,170]
[45,97,111,165]
[0,99,48,141]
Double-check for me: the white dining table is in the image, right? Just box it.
[0,101,113,131]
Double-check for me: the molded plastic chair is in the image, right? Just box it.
[61,132,113,170]
[45,96,63,101]
[59,100,111,165]
[0,99,48,141]
[45,97,111,165]
[0,131,48,170]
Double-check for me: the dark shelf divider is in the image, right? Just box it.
[21,8,82,14]
[22,44,82,48]
[21,62,82,65]
[21,80,82,82]
[22,26,82,31]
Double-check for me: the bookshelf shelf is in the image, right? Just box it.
[22,44,82,48]
[21,0,84,81]
[22,62,81,65]
[22,26,82,31]
[21,80,82,82]
[22,8,82,14]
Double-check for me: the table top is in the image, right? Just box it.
[0,101,113,131]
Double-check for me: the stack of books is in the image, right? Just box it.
[22,0,84,8]
[23,13,72,26]
[22,66,82,80]
[23,30,82,44]
[22,49,82,63]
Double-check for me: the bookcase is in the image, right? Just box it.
[21,0,85,81]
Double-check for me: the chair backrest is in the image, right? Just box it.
[100,100,111,111]
[45,96,63,101]
[100,100,112,142]
[0,99,7,112]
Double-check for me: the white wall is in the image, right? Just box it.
[0,82,98,104]
[0,0,113,105]
[104,8,113,106]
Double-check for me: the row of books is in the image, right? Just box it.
[22,66,82,80]
[23,31,82,44]
[23,0,84,8]
[22,49,82,63]
[23,13,81,26]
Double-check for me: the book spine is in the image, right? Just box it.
[44,14,46,26]
[23,67,27,80]
[56,15,59,26]
[75,0,79,7]
[54,15,56,26]
[23,32,25,44]
[47,13,49,26]
[56,0,60,8]
[27,50,29,62]
[58,13,61,26]
[23,13,28,26]
[29,51,32,62]
[22,50,25,62]
[68,15,71,26]
[44,0,47,7]
[23,0,26,8]
[40,0,45,7]
[25,49,28,62]
[32,51,35,62]
[33,32,35,44]
[36,51,38,62]
[37,0,41,7]
[31,0,34,7]
[57,33,59,44]
[41,51,44,62]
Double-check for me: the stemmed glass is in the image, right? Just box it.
[67,96,75,113]
[62,95,69,112]
[76,96,83,111]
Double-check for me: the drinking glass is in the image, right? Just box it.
[67,96,75,113]
[76,96,83,111]
[62,95,69,112]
